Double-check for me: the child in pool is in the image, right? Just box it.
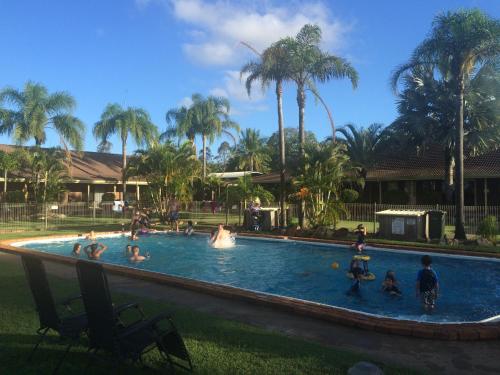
[347,259,363,295]
[72,243,82,257]
[184,220,194,236]
[416,255,439,310]
[382,270,402,296]
[125,244,132,256]
[86,230,96,241]
[129,245,150,262]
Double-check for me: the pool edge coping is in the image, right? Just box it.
[1,231,499,341]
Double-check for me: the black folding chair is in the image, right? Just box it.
[75,260,193,373]
[21,255,87,374]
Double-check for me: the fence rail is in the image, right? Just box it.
[0,201,498,235]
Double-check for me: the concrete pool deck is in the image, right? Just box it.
[1,252,499,375]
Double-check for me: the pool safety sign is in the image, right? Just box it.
[391,217,405,235]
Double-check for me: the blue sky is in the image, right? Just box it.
[0,0,498,155]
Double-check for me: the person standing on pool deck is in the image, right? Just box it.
[168,198,180,232]
[416,255,439,310]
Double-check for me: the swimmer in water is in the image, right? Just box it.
[72,243,82,257]
[129,245,149,262]
[210,224,233,248]
[83,242,108,260]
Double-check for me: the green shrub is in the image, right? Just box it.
[101,192,116,202]
[477,216,498,244]
[4,190,25,203]
[341,189,359,203]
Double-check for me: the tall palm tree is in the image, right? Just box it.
[241,42,292,226]
[234,128,270,172]
[163,94,239,180]
[93,103,158,200]
[336,123,384,176]
[274,24,359,228]
[392,9,500,239]
[278,24,359,160]
[390,63,499,202]
[0,81,84,150]
[193,95,239,180]
[161,93,202,149]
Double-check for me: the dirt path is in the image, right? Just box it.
[3,253,499,375]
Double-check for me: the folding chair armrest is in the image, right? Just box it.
[114,302,145,317]
[59,295,82,314]
[116,312,173,340]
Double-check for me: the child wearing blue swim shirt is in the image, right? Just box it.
[416,255,439,310]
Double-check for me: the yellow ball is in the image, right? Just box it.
[331,262,339,269]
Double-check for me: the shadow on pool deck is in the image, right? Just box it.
[2,252,499,375]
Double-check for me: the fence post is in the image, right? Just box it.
[44,203,48,231]
[373,202,377,233]
[92,200,96,223]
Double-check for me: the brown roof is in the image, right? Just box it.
[0,144,131,182]
[366,147,500,181]
[252,172,292,184]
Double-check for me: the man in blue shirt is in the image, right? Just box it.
[416,255,439,310]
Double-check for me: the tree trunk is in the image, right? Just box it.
[444,146,455,204]
[202,133,207,181]
[276,81,286,228]
[297,83,306,228]
[454,77,466,240]
[121,137,127,203]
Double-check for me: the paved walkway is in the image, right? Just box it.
[3,253,500,375]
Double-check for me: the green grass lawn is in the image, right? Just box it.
[0,257,418,375]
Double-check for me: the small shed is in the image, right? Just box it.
[376,209,427,241]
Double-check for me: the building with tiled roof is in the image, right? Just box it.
[0,144,146,202]
[250,147,500,206]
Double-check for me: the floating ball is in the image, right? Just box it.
[331,262,340,269]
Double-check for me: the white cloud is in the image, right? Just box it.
[169,0,351,66]
[210,70,266,104]
[178,96,193,108]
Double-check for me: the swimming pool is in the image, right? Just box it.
[14,233,500,323]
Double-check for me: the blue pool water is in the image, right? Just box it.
[19,233,500,323]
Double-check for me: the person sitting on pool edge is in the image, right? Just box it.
[86,230,96,241]
[184,220,194,236]
[84,242,108,260]
[129,245,149,262]
[382,270,402,296]
[72,243,82,257]
[416,255,439,310]
[347,259,363,295]
[351,224,366,253]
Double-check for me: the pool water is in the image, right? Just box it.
[20,233,500,323]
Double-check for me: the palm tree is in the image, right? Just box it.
[162,94,201,148]
[193,95,239,180]
[0,150,20,193]
[0,81,84,150]
[293,142,363,228]
[93,103,158,200]
[127,141,199,221]
[163,94,239,180]
[241,42,292,226]
[336,123,384,175]
[391,10,500,239]
[234,128,270,172]
[278,24,359,159]
[389,63,500,202]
